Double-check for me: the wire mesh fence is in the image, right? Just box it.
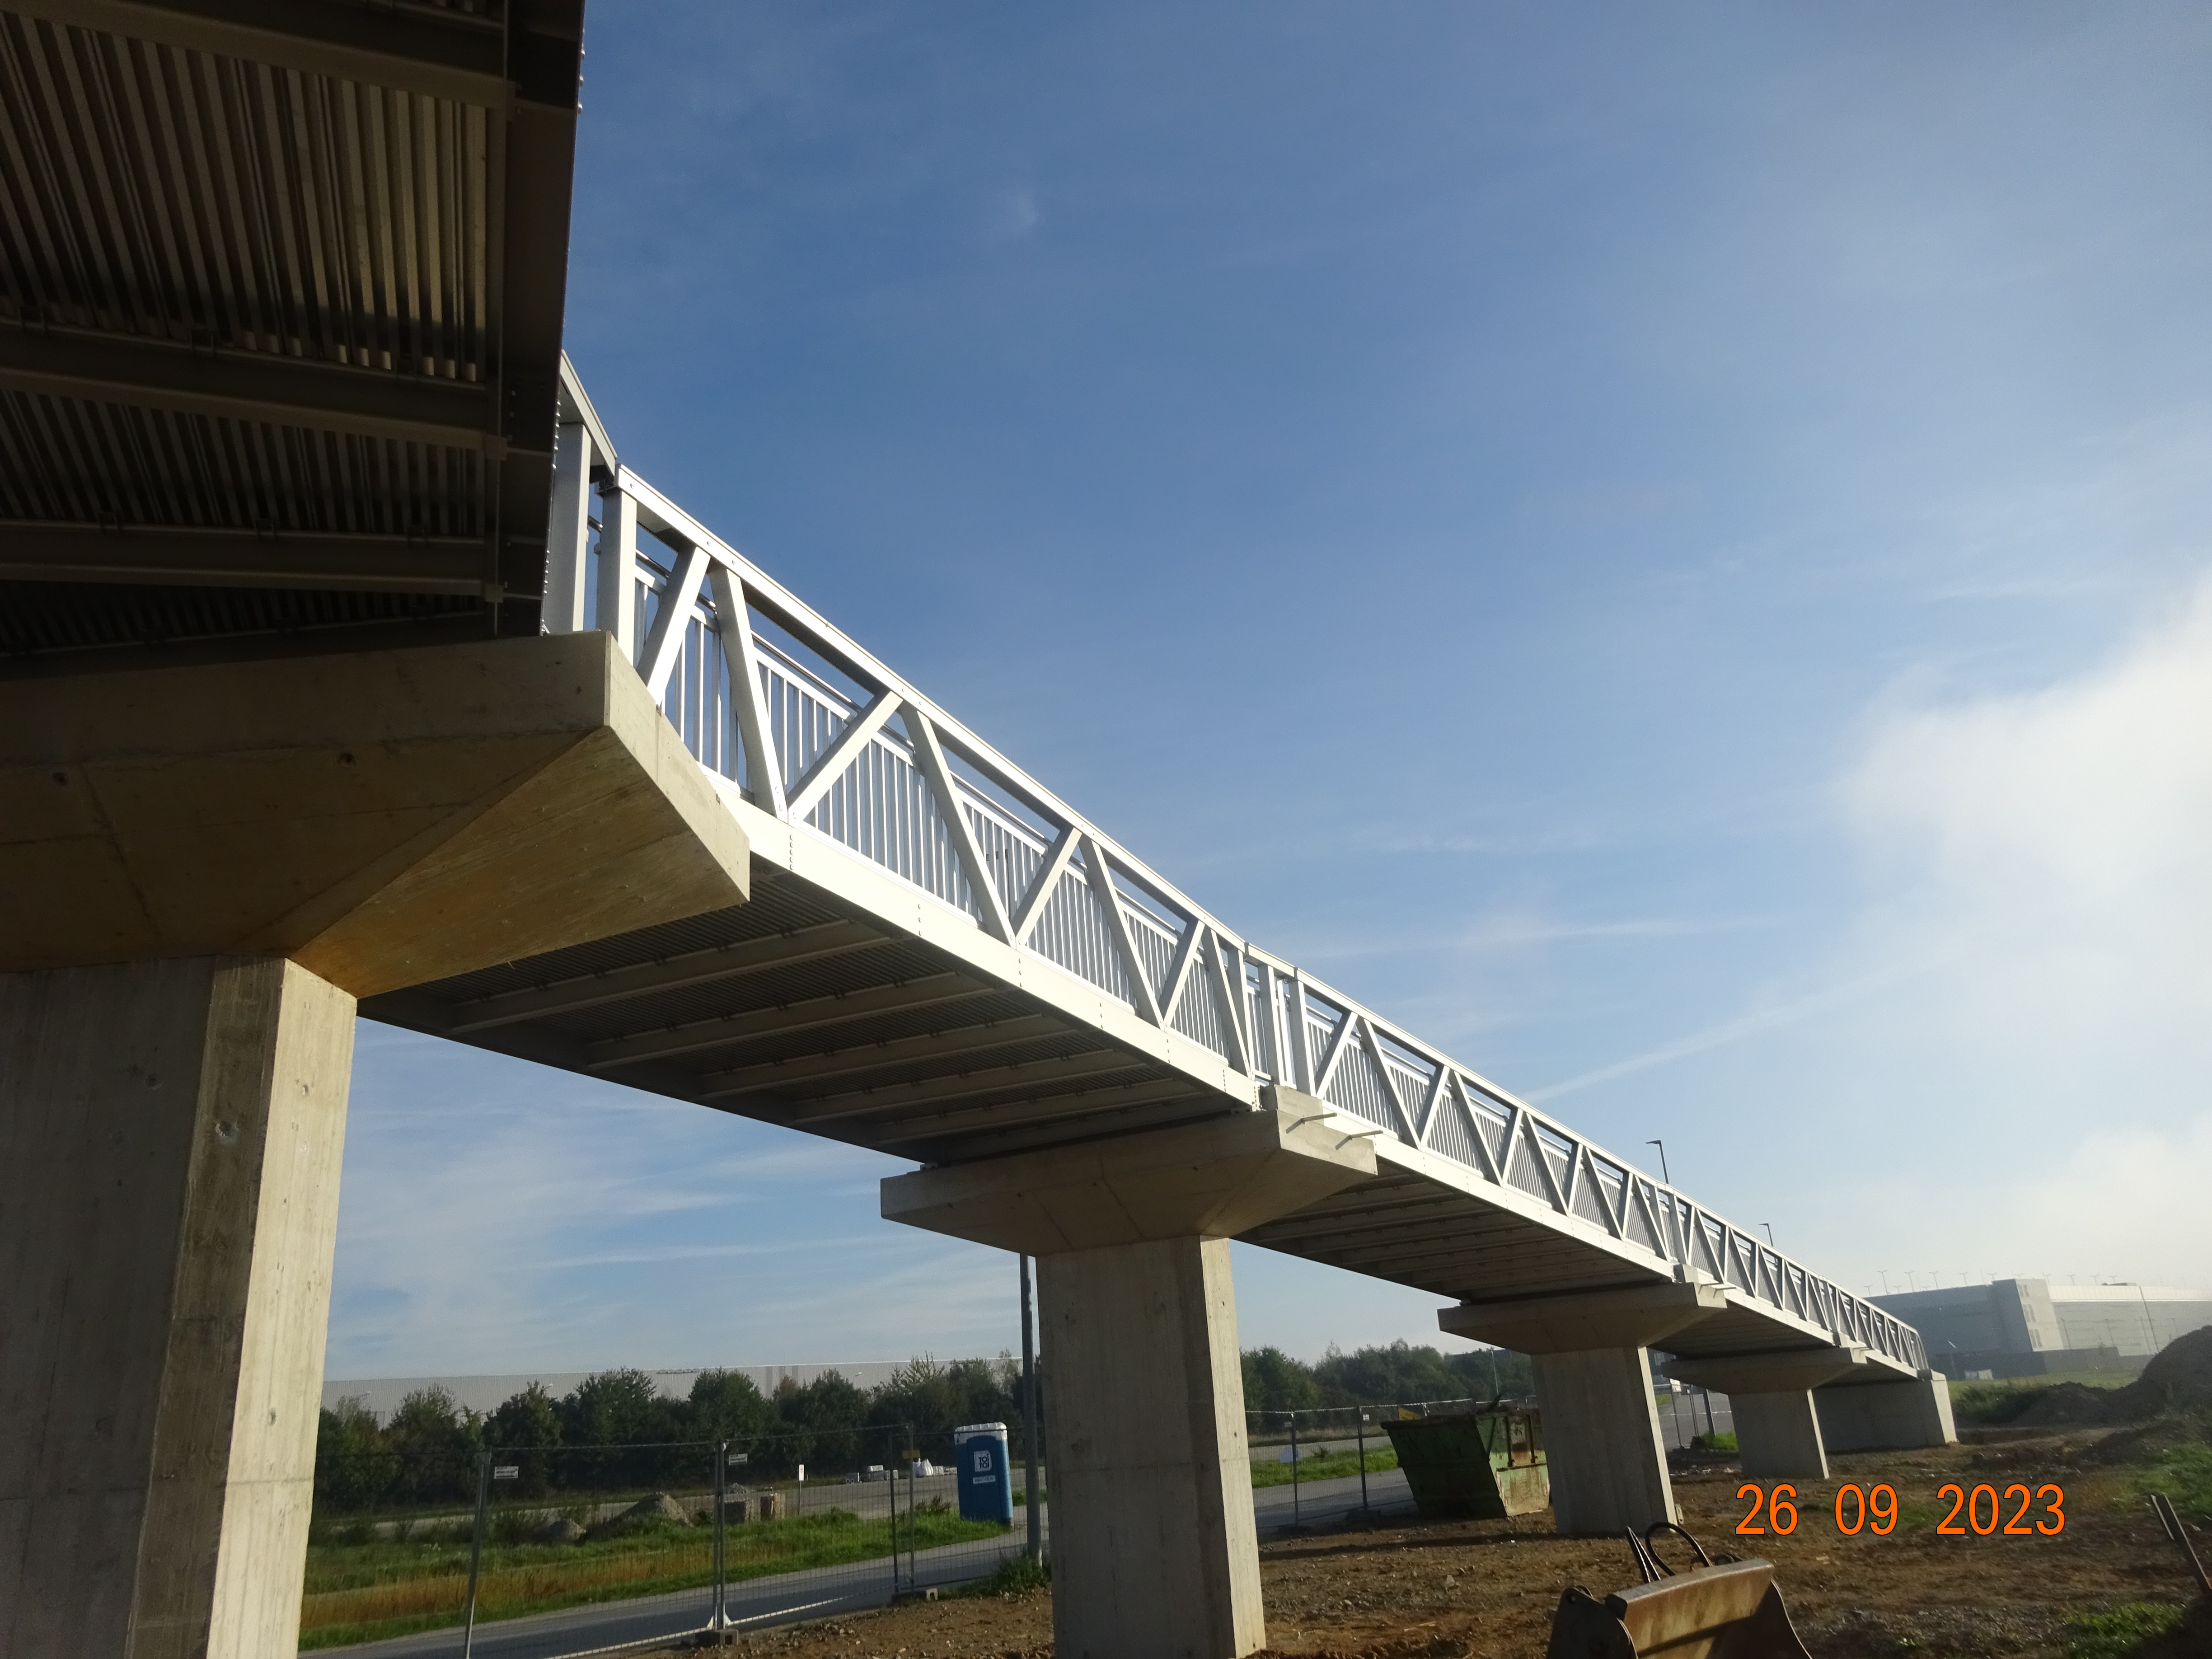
[305,1424,1040,1658]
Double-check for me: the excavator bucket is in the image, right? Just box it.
[1547,1527,1813,1659]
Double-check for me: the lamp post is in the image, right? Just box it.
[1645,1139,1671,1185]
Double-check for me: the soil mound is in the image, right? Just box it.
[2010,1382,2115,1426]
[595,1491,693,1537]
[2112,1324,2212,1418]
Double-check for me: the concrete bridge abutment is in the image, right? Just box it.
[1438,1279,1727,1536]
[1814,1373,1958,1453]
[881,1092,1376,1659]
[0,633,751,1658]
[1666,1346,1872,1479]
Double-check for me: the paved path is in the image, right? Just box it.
[315,1474,1427,1659]
[315,1520,1044,1659]
[1252,1467,1416,1535]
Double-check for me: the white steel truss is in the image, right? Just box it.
[544,359,1927,1376]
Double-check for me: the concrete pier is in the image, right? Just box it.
[1815,1373,1958,1453]
[1668,1345,1870,1479]
[1439,1279,1725,1535]
[0,634,752,1657]
[884,1093,1375,1659]
[1,956,355,1657]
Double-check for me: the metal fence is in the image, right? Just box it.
[1242,1397,1545,1534]
[1241,1387,1736,1537]
[305,1426,1040,1658]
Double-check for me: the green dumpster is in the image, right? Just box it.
[1380,1407,1548,1519]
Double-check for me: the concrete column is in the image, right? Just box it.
[1,633,757,1653]
[882,1093,1376,1659]
[1666,1345,1870,1479]
[1529,1348,1679,1533]
[1438,1279,1726,1537]
[1814,1373,1958,1453]
[1038,1237,1261,1659]
[1727,1394,1826,1478]
[1,955,355,1659]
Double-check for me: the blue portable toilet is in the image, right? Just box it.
[953,1421,1014,1525]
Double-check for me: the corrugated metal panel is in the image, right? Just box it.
[0,0,583,657]
[0,15,492,375]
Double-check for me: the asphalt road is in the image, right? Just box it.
[315,1472,1422,1659]
[316,1518,1044,1659]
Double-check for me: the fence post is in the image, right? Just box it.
[1289,1412,1301,1528]
[713,1439,727,1637]
[1356,1409,1369,1514]
[1021,1252,1041,1562]
[461,1450,490,1659]
[888,1435,901,1600]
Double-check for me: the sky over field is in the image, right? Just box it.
[326,1,2212,1380]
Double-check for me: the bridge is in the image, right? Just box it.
[0,6,1949,1657]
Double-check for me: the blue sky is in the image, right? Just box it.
[328,2,2212,1380]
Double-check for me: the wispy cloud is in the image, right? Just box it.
[1525,959,1939,1103]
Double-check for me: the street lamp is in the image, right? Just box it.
[1645,1139,1671,1185]
[1761,1222,1775,1248]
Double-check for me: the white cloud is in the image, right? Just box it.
[1838,572,2212,1102]
[1789,575,2212,1290]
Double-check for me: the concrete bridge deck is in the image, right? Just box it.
[369,358,1927,1392]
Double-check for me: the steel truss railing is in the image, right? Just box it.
[545,366,1926,1376]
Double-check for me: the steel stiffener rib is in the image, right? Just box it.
[583,975,990,1070]
[700,1014,1087,1099]
[443,921,890,1034]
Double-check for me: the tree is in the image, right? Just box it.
[1241,1346,1322,1414]
[487,1382,562,1496]
[777,1369,871,1475]
[561,1369,673,1446]
[314,1396,395,1514]
[384,1386,477,1505]
[689,1368,773,1445]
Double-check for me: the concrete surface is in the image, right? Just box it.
[1816,1373,1959,1453]
[886,1095,1374,1659]
[1,955,354,1659]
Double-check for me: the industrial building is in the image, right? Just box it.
[1870,1279,2212,1378]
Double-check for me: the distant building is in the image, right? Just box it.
[321,1361,911,1422]
[1871,1279,2212,1379]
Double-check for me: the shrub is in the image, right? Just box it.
[961,1553,1050,1597]
[2136,1440,2212,1521]
[2062,1603,2183,1659]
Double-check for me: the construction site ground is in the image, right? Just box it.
[647,1425,2210,1659]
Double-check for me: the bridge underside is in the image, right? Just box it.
[363,841,1860,1373]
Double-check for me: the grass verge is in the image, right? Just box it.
[1248,1448,1399,1488]
[2062,1603,2184,1659]
[299,1508,1007,1650]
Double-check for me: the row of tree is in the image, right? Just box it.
[314,1340,1533,1513]
[315,1355,1033,1512]
[1239,1340,1534,1415]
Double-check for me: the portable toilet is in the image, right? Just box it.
[953,1421,1014,1525]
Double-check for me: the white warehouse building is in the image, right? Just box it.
[1871,1279,2212,1379]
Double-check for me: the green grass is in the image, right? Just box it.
[955,1553,1051,1598]
[1947,1373,2133,1425]
[2061,1603,2184,1659]
[2134,1440,2212,1520]
[1247,1448,1398,1488]
[298,1505,1007,1650]
[1692,1432,1738,1453]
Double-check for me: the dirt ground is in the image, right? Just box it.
[651,1429,2208,1659]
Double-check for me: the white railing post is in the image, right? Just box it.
[544,420,593,633]
[595,480,640,664]
[1285,973,1316,1094]
[707,564,788,820]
